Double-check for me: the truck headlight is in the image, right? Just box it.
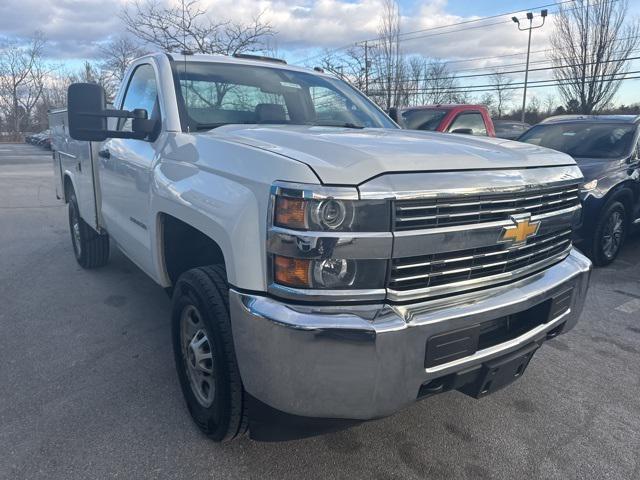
[269,182,391,298]
[272,255,386,290]
[272,183,390,232]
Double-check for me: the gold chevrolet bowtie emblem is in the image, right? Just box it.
[500,215,540,245]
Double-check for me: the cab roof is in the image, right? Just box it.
[402,104,488,111]
[161,52,328,76]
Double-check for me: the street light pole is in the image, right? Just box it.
[512,10,547,123]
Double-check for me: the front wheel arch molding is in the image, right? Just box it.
[601,186,634,224]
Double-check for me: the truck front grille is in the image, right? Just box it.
[394,184,580,231]
[389,228,572,292]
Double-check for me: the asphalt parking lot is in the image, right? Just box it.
[1,142,639,480]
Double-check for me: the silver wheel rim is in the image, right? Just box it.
[602,210,624,259]
[180,305,215,408]
[70,203,82,257]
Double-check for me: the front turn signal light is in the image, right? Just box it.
[274,197,307,229]
[273,255,311,287]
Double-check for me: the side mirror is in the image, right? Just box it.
[68,83,108,141]
[388,107,399,123]
[67,83,153,142]
[451,128,473,135]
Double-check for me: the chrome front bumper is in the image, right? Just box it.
[230,248,592,420]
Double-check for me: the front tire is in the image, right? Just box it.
[68,190,110,268]
[589,200,627,267]
[171,265,248,442]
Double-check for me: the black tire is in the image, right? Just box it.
[67,190,110,268]
[588,200,627,267]
[171,265,248,442]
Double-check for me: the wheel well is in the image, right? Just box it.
[161,213,226,285]
[605,186,634,221]
[63,175,73,203]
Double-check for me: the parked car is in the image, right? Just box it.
[50,53,591,442]
[518,115,640,265]
[38,135,52,149]
[388,104,496,136]
[493,120,530,140]
[26,130,51,148]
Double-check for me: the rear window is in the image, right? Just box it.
[400,109,447,130]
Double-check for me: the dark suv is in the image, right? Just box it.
[519,115,640,265]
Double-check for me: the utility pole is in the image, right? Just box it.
[512,9,547,123]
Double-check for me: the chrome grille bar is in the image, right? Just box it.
[394,184,581,230]
[389,229,573,292]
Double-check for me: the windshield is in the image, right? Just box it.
[172,61,396,131]
[518,122,636,159]
[400,108,447,130]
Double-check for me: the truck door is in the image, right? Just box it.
[98,63,161,274]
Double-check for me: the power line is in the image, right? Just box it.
[392,0,575,40]
[439,31,640,70]
[377,70,640,96]
[292,0,623,67]
[290,0,578,66]
[372,53,640,83]
[382,0,620,44]
[368,75,640,98]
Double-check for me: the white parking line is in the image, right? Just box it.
[615,298,640,314]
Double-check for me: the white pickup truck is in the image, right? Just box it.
[50,52,591,442]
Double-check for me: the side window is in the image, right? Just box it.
[119,64,159,132]
[448,112,487,136]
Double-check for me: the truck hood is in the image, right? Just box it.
[207,125,576,185]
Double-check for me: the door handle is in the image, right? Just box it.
[98,149,110,159]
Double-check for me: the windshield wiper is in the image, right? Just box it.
[307,122,365,129]
[194,121,259,131]
[194,123,229,131]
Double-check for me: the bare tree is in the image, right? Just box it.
[478,92,496,116]
[372,0,404,110]
[120,0,274,55]
[543,93,557,116]
[550,0,640,114]
[0,33,46,134]
[68,61,116,101]
[424,60,460,104]
[99,36,147,82]
[319,45,370,92]
[490,70,514,118]
[405,56,426,105]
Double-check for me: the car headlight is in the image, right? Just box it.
[581,179,598,191]
[272,256,387,290]
[268,182,391,296]
[272,183,390,232]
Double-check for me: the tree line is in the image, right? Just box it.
[1,0,638,139]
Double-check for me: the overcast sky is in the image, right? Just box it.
[1,0,639,105]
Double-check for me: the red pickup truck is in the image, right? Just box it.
[389,104,496,137]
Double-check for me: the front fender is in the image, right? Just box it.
[150,133,319,291]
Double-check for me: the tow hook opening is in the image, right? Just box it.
[546,322,566,339]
